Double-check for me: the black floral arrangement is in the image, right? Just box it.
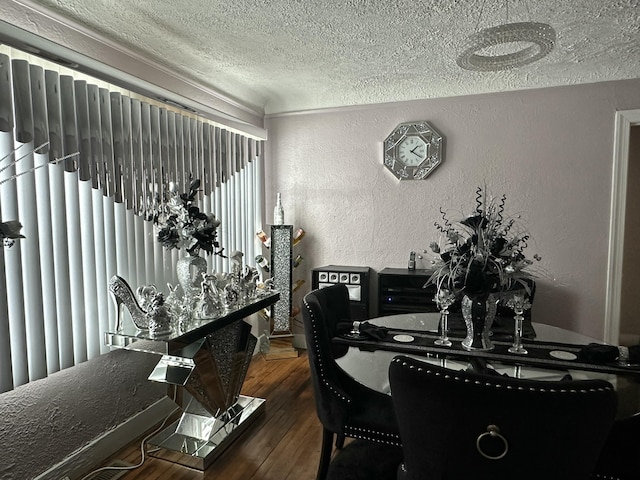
[427,187,540,297]
[155,179,225,257]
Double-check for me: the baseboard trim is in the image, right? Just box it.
[34,396,178,480]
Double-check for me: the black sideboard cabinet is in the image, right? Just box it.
[311,265,371,321]
[377,267,438,316]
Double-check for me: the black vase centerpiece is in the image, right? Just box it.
[426,187,541,352]
[461,293,498,351]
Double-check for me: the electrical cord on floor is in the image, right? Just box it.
[79,388,179,480]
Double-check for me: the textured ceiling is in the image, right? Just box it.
[22,0,640,114]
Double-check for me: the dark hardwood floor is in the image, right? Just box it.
[96,352,323,480]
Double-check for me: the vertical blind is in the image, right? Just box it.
[0,46,264,393]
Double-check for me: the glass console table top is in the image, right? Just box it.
[105,291,280,355]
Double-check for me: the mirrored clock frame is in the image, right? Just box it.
[383,121,445,180]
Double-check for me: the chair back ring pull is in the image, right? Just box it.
[476,424,509,460]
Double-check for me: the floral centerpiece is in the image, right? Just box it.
[426,187,541,351]
[154,178,226,309]
[155,178,225,258]
[427,186,540,297]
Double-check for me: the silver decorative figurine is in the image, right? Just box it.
[194,273,222,319]
[146,292,172,337]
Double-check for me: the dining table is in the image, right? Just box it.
[333,312,640,420]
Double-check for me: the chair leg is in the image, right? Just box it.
[335,434,345,449]
[317,427,334,480]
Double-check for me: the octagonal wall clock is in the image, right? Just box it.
[383,121,445,180]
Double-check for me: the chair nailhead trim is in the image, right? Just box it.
[303,297,350,404]
[392,357,615,394]
[344,425,402,447]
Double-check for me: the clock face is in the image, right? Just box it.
[398,137,427,167]
[383,121,445,180]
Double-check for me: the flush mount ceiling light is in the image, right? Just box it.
[456,1,556,71]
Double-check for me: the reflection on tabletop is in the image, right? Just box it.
[335,312,640,419]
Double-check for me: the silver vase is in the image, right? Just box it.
[176,253,208,299]
[461,293,498,351]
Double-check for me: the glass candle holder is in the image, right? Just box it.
[506,294,532,354]
[350,321,361,336]
[434,289,456,347]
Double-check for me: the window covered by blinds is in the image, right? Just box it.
[0,46,264,393]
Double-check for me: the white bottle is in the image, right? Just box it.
[273,193,284,225]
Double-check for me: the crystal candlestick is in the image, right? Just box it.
[434,289,455,347]
[507,294,532,354]
[350,321,362,338]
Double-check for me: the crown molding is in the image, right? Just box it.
[0,0,267,139]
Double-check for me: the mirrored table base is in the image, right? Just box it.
[105,293,281,471]
[147,395,265,470]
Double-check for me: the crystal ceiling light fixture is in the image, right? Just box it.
[456,0,556,71]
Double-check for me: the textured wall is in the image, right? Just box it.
[265,78,640,340]
[0,348,164,479]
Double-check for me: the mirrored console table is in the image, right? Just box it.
[105,291,280,470]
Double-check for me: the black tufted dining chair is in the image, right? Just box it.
[302,285,402,480]
[389,355,617,480]
[592,412,640,480]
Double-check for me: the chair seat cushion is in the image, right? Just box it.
[327,439,403,480]
[347,388,399,441]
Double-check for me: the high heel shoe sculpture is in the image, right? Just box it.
[108,275,172,335]
[109,275,150,331]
